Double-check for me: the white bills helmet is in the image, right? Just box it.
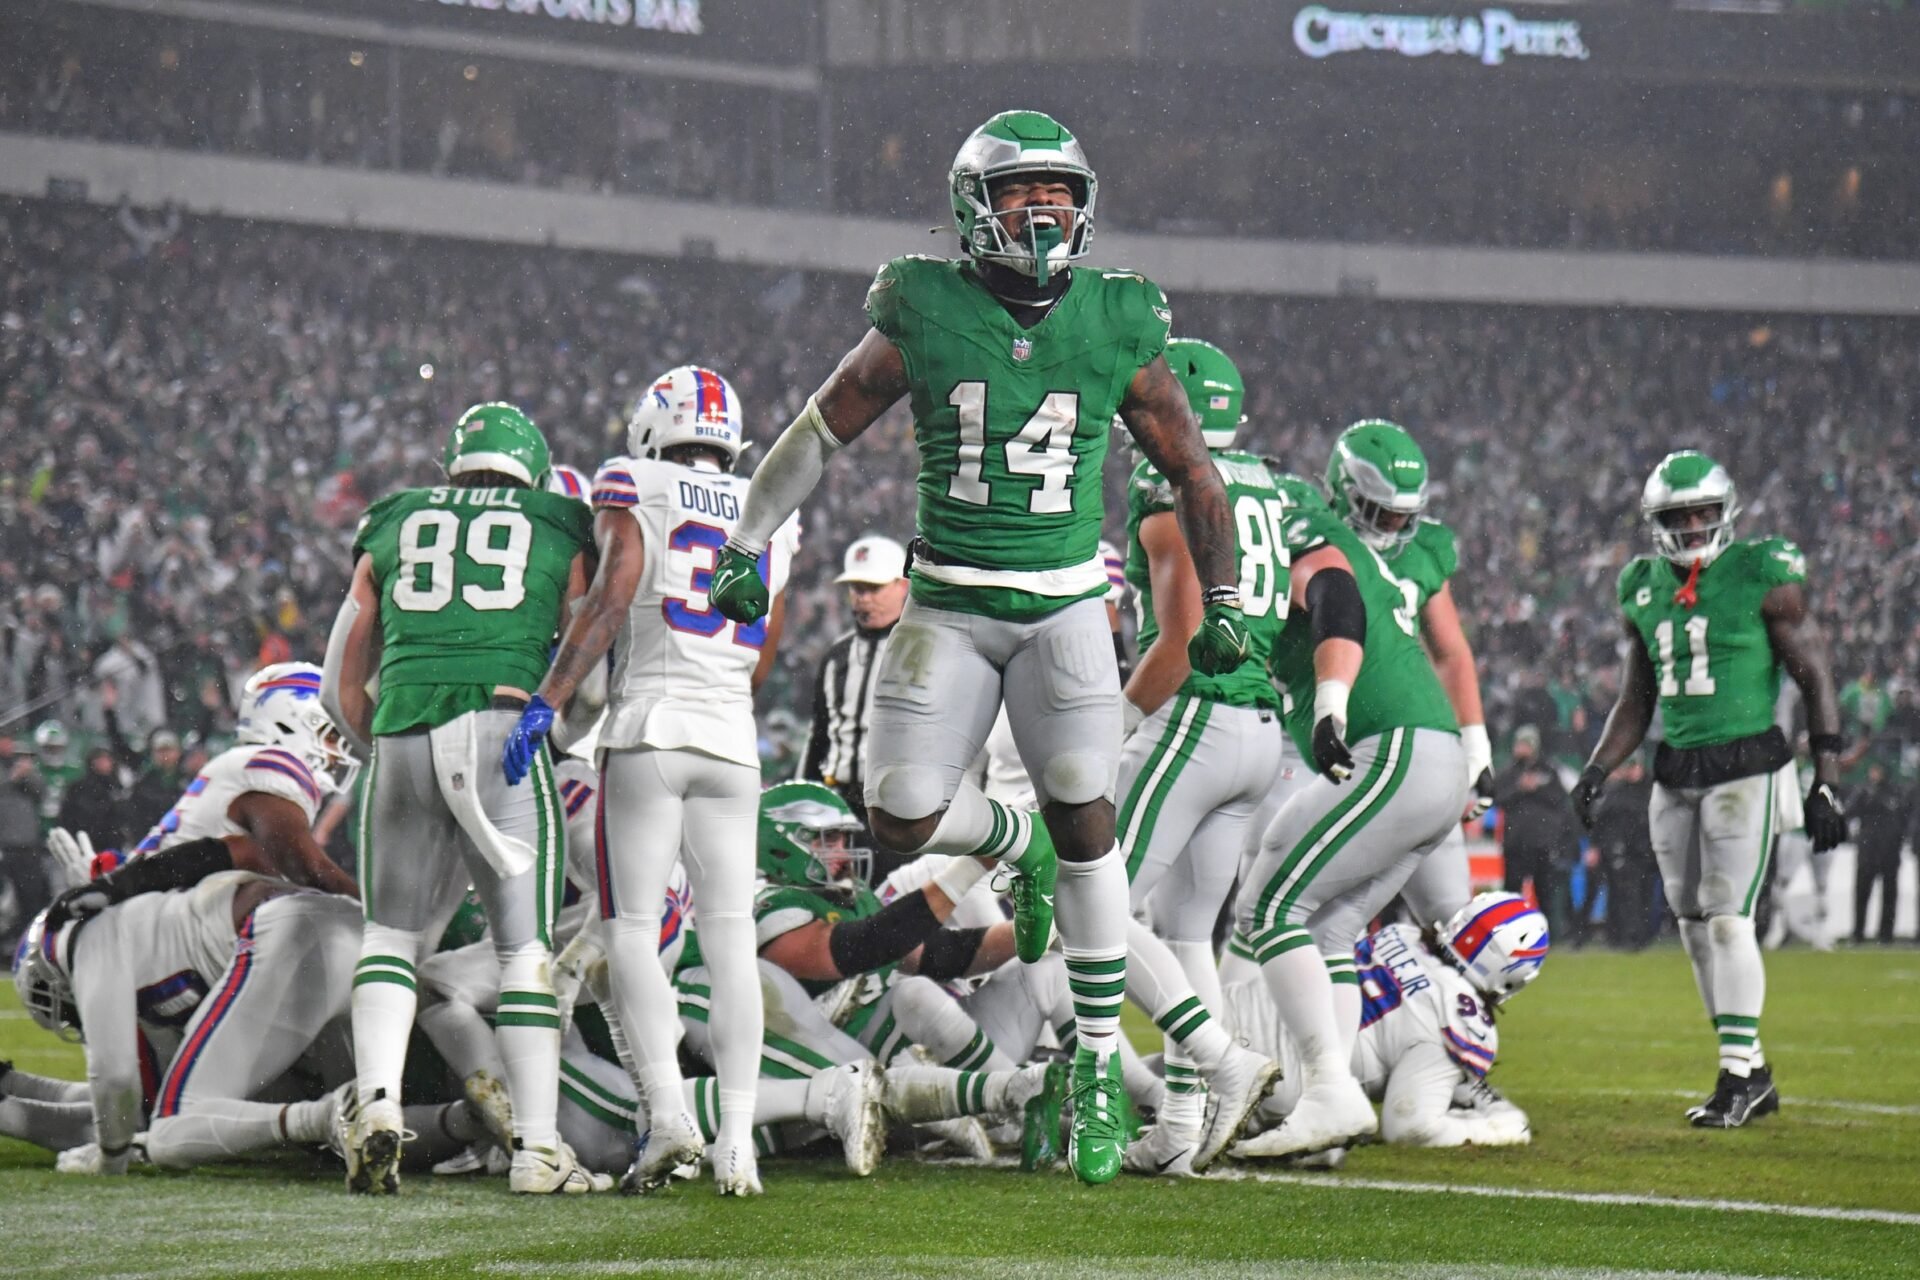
[546,463,591,503]
[628,365,745,470]
[13,909,83,1041]
[1441,892,1551,1004]
[235,662,359,794]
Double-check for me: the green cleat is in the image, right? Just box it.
[1020,1059,1069,1171]
[1067,1047,1128,1185]
[1006,817,1057,964]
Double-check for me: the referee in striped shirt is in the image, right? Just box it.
[800,534,908,850]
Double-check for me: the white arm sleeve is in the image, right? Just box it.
[70,919,141,1169]
[319,594,374,760]
[730,399,841,554]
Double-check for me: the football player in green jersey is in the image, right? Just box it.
[1326,420,1495,925]
[703,111,1245,1184]
[1231,468,1467,1161]
[1574,450,1846,1129]
[1115,338,1286,1174]
[323,403,608,1195]
[671,783,1067,1164]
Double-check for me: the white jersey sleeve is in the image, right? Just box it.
[595,457,797,767]
[130,746,322,856]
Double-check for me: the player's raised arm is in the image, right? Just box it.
[1763,579,1847,849]
[1119,356,1246,676]
[710,332,909,625]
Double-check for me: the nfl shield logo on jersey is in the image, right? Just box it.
[1011,336,1033,363]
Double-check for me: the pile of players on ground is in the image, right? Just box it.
[2,402,1544,1195]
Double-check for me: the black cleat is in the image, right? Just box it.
[1746,1066,1780,1120]
[1688,1069,1775,1129]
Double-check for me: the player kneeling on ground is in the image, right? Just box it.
[1229,891,1547,1160]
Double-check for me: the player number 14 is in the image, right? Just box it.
[1654,616,1716,697]
[947,382,1079,514]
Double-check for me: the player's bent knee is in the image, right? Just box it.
[1039,751,1114,809]
[142,1117,195,1170]
[1706,914,1756,946]
[868,765,945,828]
[869,807,941,854]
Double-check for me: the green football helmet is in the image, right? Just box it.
[1643,450,1740,567]
[1327,419,1429,556]
[950,110,1097,285]
[1166,338,1245,450]
[758,782,871,890]
[442,402,551,489]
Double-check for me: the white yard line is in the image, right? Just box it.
[1216,1168,1920,1227]
[475,1262,1792,1280]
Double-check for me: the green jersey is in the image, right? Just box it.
[1270,503,1458,755]
[865,255,1172,620]
[354,485,593,736]
[1126,450,1287,710]
[1618,537,1806,751]
[752,881,897,1039]
[1389,518,1459,610]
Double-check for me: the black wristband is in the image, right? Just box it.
[915,926,990,982]
[98,836,233,904]
[1809,733,1846,757]
[1306,568,1367,647]
[827,892,942,977]
[1201,585,1242,607]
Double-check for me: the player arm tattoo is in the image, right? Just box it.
[229,792,361,899]
[1119,356,1238,591]
[1764,581,1843,785]
[538,510,644,710]
[1123,511,1202,716]
[1587,615,1657,774]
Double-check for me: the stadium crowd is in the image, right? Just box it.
[3,196,1918,933]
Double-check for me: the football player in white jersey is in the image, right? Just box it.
[11,873,357,1172]
[506,365,800,1196]
[121,663,360,899]
[1230,891,1547,1158]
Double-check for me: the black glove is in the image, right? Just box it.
[1466,768,1497,822]
[1804,781,1847,854]
[1571,764,1607,830]
[43,882,111,932]
[1311,716,1355,783]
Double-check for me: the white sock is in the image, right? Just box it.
[1118,1034,1165,1113]
[496,946,561,1149]
[1706,915,1764,1076]
[923,781,1031,863]
[887,975,1002,1071]
[147,1100,302,1168]
[1324,950,1362,1061]
[699,910,763,1148]
[1127,918,1232,1073]
[1168,938,1228,1036]
[1058,846,1131,1056]
[352,924,423,1109]
[1254,927,1348,1083]
[1677,916,1717,1019]
[416,999,507,1084]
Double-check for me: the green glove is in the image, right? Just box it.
[1187,595,1251,676]
[709,542,769,624]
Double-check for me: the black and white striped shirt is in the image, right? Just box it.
[800,624,893,808]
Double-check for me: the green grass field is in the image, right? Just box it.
[4,946,1917,1279]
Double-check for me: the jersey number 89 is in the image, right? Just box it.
[393,510,530,613]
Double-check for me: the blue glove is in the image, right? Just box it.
[502,694,557,786]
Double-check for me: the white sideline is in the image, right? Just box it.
[1218,1168,1920,1227]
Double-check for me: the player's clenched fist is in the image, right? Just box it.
[710,541,769,624]
[1187,593,1251,676]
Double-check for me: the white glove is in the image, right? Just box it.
[551,928,606,1035]
[55,1142,132,1175]
[46,827,97,890]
